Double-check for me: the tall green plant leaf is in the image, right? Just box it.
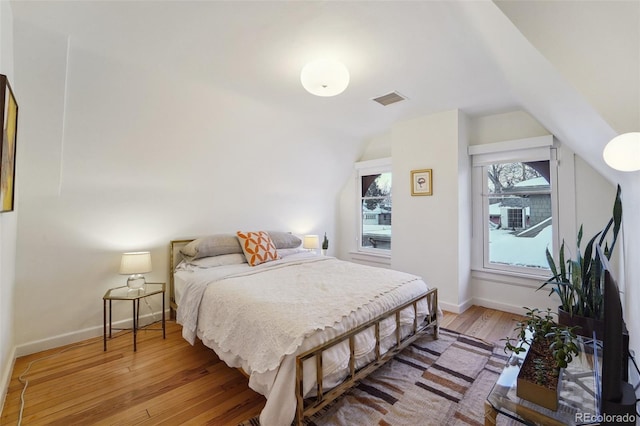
[538,185,622,321]
[546,246,559,279]
[559,240,567,280]
[608,184,623,258]
[581,231,602,286]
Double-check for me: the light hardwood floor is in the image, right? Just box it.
[1,306,523,425]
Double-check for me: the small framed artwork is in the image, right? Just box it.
[0,75,17,213]
[411,169,432,196]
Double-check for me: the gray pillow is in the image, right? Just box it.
[180,234,243,260]
[267,231,302,249]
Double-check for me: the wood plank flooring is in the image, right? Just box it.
[1,306,523,425]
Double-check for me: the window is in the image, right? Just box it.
[486,161,552,270]
[470,136,558,277]
[355,158,392,253]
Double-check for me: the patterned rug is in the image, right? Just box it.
[239,328,514,426]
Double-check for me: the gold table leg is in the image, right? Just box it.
[484,401,498,426]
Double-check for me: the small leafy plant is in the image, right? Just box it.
[503,307,579,385]
[533,358,548,385]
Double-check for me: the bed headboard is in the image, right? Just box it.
[169,239,194,315]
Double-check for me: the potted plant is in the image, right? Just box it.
[503,307,579,411]
[537,184,622,340]
[322,233,329,255]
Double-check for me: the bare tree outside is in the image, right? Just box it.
[486,161,552,270]
[361,173,392,250]
[488,162,542,193]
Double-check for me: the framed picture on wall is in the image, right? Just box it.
[0,75,18,213]
[411,169,432,196]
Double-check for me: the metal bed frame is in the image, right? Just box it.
[169,239,439,425]
[294,288,438,425]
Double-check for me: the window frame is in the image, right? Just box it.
[470,136,559,278]
[355,158,392,256]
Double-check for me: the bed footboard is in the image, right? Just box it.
[294,287,438,425]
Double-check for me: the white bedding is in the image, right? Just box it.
[175,252,434,426]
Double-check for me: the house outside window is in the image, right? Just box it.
[470,136,558,277]
[486,162,552,270]
[355,158,392,254]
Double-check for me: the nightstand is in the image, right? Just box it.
[103,282,166,351]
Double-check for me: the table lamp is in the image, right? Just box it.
[120,251,152,289]
[303,235,319,254]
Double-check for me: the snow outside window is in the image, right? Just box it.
[470,136,558,278]
[485,161,552,272]
[355,158,392,254]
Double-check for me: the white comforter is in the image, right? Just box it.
[176,253,432,426]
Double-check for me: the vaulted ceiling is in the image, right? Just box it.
[10,0,639,184]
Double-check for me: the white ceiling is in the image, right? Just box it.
[9,0,639,182]
[9,1,518,137]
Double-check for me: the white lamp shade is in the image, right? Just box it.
[119,251,152,275]
[301,59,350,97]
[303,235,319,249]
[603,132,640,172]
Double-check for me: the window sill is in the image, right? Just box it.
[471,267,548,289]
[348,250,391,267]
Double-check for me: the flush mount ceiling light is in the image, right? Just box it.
[603,132,640,172]
[300,59,350,97]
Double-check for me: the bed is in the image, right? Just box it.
[169,232,439,426]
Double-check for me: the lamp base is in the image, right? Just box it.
[127,274,146,290]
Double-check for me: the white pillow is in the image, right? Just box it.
[186,253,247,268]
[277,247,306,257]
[180,234,242,260]
[267,231,302,249]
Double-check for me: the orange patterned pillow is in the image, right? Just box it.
[236,231,280,266]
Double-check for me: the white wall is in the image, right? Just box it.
[622,178,640,358]
[468,110,615,315]
[338,109,472,312]
[7,0,639,380]
[359,131,391,162]
[494,0,640,356]
[11,22,363,355]
[0,0,17,411]
[392,110,471,312]
[340,108,617,317]
[335,131,392,264]
[574,156,620,253]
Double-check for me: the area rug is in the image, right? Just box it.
[239,328,513,426]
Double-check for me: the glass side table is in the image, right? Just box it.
[485,337,601,426]
[103,282,166,351]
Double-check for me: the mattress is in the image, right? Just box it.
[175,252,434,426]
[173,269,189,307]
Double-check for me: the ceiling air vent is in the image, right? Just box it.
[372,91,407,106]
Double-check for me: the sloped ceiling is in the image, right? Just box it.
[10,0,517,140]
[494,0,639,186]
[10,0,639,184]
[496,0,639,136]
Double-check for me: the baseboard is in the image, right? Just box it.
[0,345,17,417]
[471,297,527,316]
[439,298,473,314]
[14,310,170,357]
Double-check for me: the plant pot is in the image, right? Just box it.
[557,307,604,341]
[516,340,561,411]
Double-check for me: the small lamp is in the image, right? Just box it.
[303,235,319,254]
[120,251,152,289]
[603,132,640,172]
